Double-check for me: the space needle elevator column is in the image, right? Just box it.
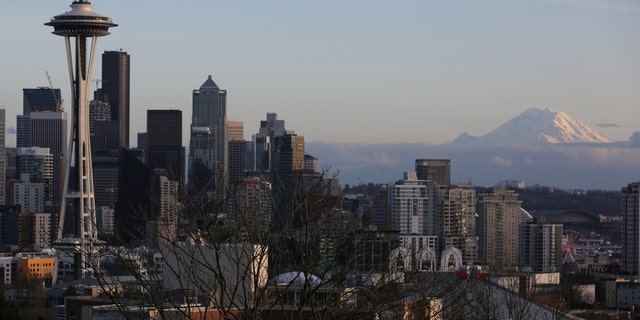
[46,0,116,280]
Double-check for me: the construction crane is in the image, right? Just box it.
[45,71,63,111]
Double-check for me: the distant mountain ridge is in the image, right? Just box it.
[451,107,609,145]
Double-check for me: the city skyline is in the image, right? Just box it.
[0,0,638,147]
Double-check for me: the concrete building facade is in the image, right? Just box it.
[480,187,522,272]
[519,223,563,272]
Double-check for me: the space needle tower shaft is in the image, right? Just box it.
[46,0,116,279]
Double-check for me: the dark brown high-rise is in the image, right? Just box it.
[101,50,130,148]
[147,110,183,183]
[415,159,450,186]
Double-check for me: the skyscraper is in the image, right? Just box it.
[23,88,61,114]
[89,99,119,151]
[92,150,119,208]
[147,110,183,183]
[247,113,286,172]
[0,109,4,206]
[480,187,522,272]
[116,148,159,245]
[227,120,247,187]
[191,75,227,188]
[415,159,450,186]
[16,112,67,204]
[101,50,130,148]
[622,181,640,274]
[273,133,305,175]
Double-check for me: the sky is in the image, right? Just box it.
[0,0,638,147]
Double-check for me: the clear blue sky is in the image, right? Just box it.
[1,0,638,147]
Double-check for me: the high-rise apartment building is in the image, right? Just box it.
[154,169,179,247]
[388,172,439,270]
[16,147,54,205]
[519,223,563,272]
[233,177,272,226]
[622,181,640,274]
[191,75,227,187]
[147,110,183,183]
[101,50,130,148]
[388,172,431,235]
[439,186,478,265]
[14,181,45,213]
[480,187,522,272]
[415,159,450,186]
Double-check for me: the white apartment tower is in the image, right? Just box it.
[389,172,431,235]
[388,172,438,270]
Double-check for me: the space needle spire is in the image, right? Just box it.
[46,0,116,280]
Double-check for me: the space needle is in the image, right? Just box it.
[46,0,116,280]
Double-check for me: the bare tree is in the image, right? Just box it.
[59,168,576,320]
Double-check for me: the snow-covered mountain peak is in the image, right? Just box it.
[451,107,609,145]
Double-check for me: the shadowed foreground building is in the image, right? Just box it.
[116,148,159,246]
[147,110,183,183]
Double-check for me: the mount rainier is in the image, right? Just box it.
[451,107,609,145]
